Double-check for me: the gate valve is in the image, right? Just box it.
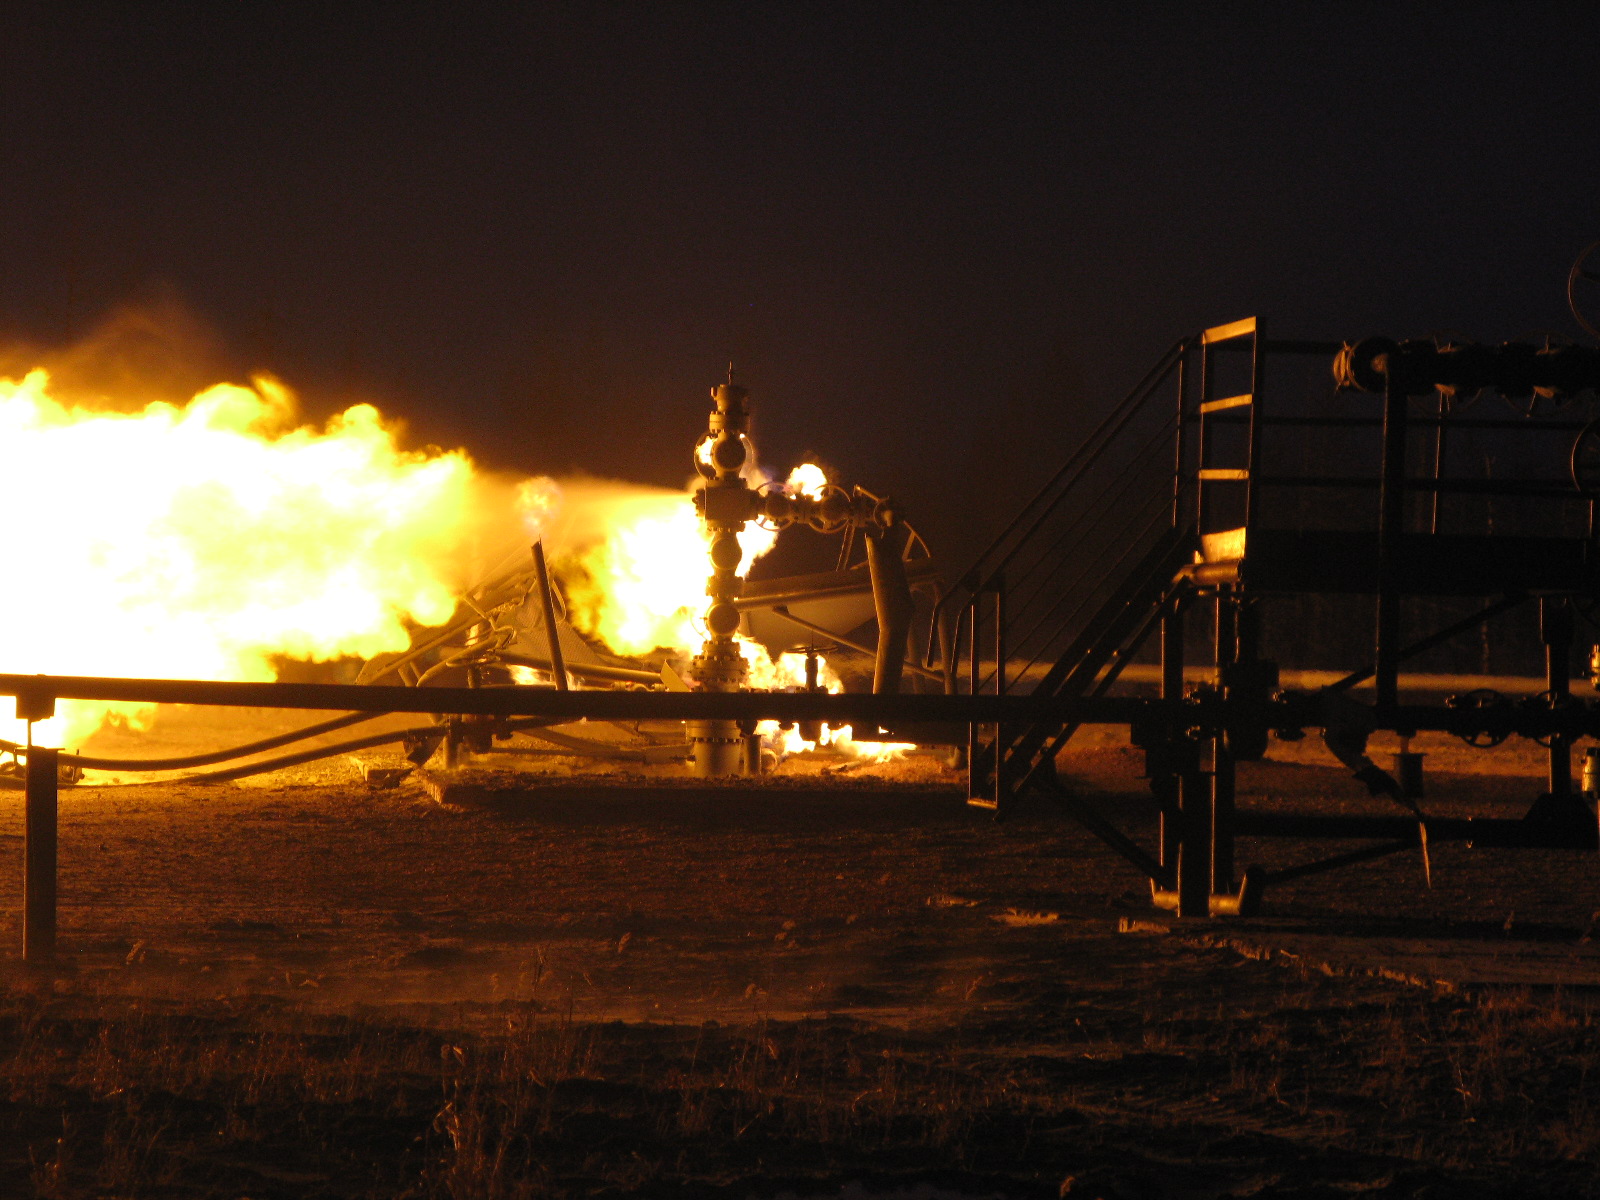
[1446,688,1514,748]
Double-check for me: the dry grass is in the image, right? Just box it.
[5,739,1600,1197]
[4,976,1600,1199]
[1,995,1043,1199]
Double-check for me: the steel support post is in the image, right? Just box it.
[1544,596,1575,798]
[1243,322,1265,530]
[24,747,58,964]
[1374,374,1409,708]
[1176,764,1212,918]
[966,602,980,800]
[936,605,957,696]
[992,574,1007,811]
[1161,593,1185,703]
[1210,740,1236,895]
[1158,594,1185,876]
[531,540,569,691]
[1430,393,1448,534]
[1158,795,1181,880]
[1210,591,1238,896]
[1171,346,1189,527]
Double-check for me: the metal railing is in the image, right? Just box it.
[930,339,1190,699]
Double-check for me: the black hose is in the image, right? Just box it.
[82,716,560,786]
[0,710,384,771]
[164,724,447,783]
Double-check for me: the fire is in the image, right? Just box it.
[786,462,828,499]
[555,463,843,661]
[0,369,497,747]
[521,462,922,765]
[549,462,911,762]
[0,343,910,771]
[551,481,774,659]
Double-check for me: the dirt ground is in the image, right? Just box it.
[2,709,1599,1198]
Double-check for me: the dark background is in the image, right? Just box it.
[2,2,1597,572]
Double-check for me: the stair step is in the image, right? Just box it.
[1201,316,1257,344]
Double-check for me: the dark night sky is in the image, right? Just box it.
[3,3,1598,567]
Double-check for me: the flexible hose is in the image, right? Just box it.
[0,710,384,771]
[73,716,562,786]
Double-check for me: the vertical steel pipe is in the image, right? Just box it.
[1176,766,1211,918]
[1543,596,1574,798]
[1211,592,1239,896]
[531,540,569,691]
[866,524,914,695]
[1197,339,1215,532]
[690,373,756,777]
[1374,373,1409,708]
[1160,592,1185,707]
[1430,392,1448,534]
[24,746,58,964]
[1210,742,1236,896]
[991,574,1007,810]
[1172,345,1189,528]
[1243,321,1265,531]
[1158,593,1186,881]
[966,602,980,800]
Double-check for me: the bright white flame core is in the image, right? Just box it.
[1,370,484,746]
[787,462,828,499]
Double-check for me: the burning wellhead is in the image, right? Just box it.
[0,342,911,767]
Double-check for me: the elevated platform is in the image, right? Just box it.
[1197,527,1600,596]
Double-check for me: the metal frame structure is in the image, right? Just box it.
[939,322,1600,917]
[8,661,1600,961]
[12,326,1600,960]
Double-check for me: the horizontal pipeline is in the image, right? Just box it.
[0,673,1151,725]
[1,674,1595,740]
[1235,811,1597,849]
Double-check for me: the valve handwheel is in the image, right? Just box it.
[1572,418,1600,495]
[1528,689,1581,748]
[1448,688,1511,748]
[1568,239,1600,343]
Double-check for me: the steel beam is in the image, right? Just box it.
[7,674,1600,741]
[24,747,58,964]
[0,673,1159,724]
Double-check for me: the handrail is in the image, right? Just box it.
[1002,493,1172,688]
[928,337,1192,685]
[994,413,1180,610]
[931,339,1189,620]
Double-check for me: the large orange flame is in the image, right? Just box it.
[3,357,910,765]
[1,369,497,746]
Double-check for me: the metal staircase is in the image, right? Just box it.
[936,315,1600,916]
[930,334,1200,814]
[936,317,1315,815]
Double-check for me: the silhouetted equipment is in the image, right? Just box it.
[18,254,1600,963]
[683,368,937,775]
[936,297,1600,917]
